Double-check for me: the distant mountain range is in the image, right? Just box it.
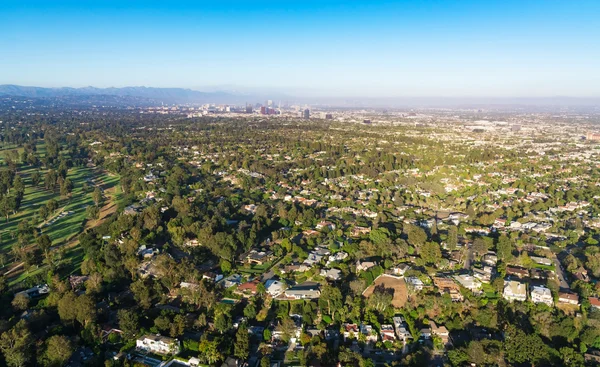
[0,85,257,104]
[0,84,598,110]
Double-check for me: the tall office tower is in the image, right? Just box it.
[303,109,310,119]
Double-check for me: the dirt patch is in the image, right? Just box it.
[363,274,408,308]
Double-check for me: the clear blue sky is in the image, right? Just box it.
[1,0,599,97]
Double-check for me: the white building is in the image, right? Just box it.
[503,280,527,302]
[406,276,424,291]
[265,279,286,297]
[392,316,413,342]
[454,274,482,293]
[530,286,553,306]
[136,335,180,355]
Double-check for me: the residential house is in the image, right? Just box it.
[530,256,552,266]
[447,212,469,225]
[351,226,371,237]
[221,357,243,367]
[304,251,325,266]
[482,252,498,266]
[236,280,260,297]
[320,268,342,281]
[454,274,482,293]
[503,280,527,302]
[558,292,579,306]
[589,297,600,310]
[16,284,50,298]
[530,269,548,280]
[391,263,411,276]
[342,323,359,341]
[136,335,180,355]
[356,260,377,272]
[506,266,529,279]
[472,267,492,283]
[493,218,507,229]
[573,268,589,282]
[433,277,464,301]
[316,221,336,231]
[69,276,89,291]
[420,326,432,340]
[221,274,242,288]
[430,321,450,346]
[406,277,424,291]
[530,286,553,306]
[265,279,286,297]
[360,324,378,344]
[284,282,321,300]
[184,238,200,247]
[380,325,396,342]
[244,249,274,265]
[326,251,348,265]
[202,271,223,283]
[392,316,413,342]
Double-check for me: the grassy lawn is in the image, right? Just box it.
[239,260,275,275]
[0,141,121,285]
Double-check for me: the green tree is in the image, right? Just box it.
[118,309,140,340]
[234,326,249,360]
[198,337,223,364]
[420,241,442,264]
[560,347,584,367]
[11,293,29,311]
[496,234,513,262]
[0,320,33,367]
[243,302,257,319]
[92,187,103,206]
[405,224,427,248]
[42,335,73,367]
[319,285,343,321]
[447,226,458,251]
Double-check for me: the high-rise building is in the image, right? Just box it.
[246,104,253,113]
[303,109,310,119]
[325,114,333,120]
[260,106,267,115]
[587,132,600,141]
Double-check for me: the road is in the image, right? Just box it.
[463,245,474,270]
[552,253,569,290]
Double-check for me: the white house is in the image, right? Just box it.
[320,268,342,280]
[136,335,180,355]
[530,286,553,306]
[454,274,482,293]
[391,263,411,276]
[406,276,424,291]
[265,279,286,297]
[392,316,413,342]
[503,280,527,302]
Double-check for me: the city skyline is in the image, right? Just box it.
[1,0,600,97]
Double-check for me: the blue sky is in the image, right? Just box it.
[1,0,599,97]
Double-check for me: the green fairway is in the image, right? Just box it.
[0,141,121,285]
